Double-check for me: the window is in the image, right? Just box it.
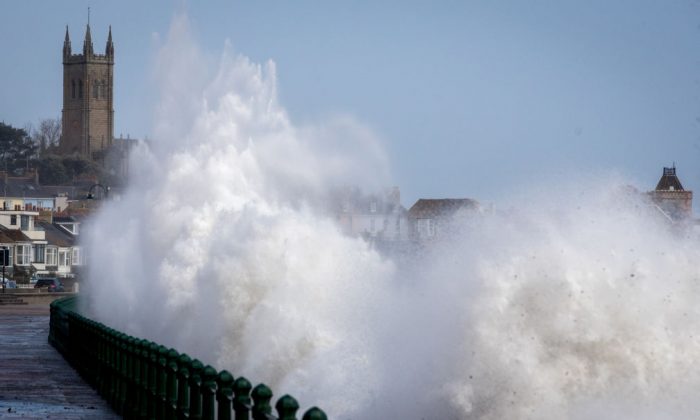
[20,215,29,231]
[46,247,57,266]
[33,244,45,264]
[417,219,436,238]
[15,245,30,265]
[0,247,9,266]
[71,80,76,98]
[101,80,106,98]
[93,80,98,98]
[59,250,71,267]
[370,201,377,213]
[10,215,16,225]
[79,79,83,98]
[71,248,81,266]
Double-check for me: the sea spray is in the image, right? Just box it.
[433,186,700,419]
[84,13,700,419]
[84,14,395,416]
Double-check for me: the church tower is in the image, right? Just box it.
[649,166,693,221]
[60,24,114,159]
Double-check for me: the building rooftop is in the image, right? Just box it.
[655,166,685,191]
[37,221,75,248]
[408,198,479,219]
[0,226,32,243]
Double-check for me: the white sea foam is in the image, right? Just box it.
[84,14,700,419]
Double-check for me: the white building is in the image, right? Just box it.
[331,186,409,243]
[407,198,480,242]
[0,209,82,280]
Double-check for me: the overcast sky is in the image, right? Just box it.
[1,1,699,207]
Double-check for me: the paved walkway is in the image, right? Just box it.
[0,305,118,419]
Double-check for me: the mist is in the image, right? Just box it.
[83,14,700,419]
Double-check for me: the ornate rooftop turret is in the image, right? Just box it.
[655,166,685,191]
[649,165,693,222]
[105,25,114,57]
[63,26,71,60]
[83,24,93,57]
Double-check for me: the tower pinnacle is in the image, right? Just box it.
[83,23,93,56]
[106,25,114,57]
[63,26,71,58]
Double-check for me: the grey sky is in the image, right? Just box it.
[1,1,699,207]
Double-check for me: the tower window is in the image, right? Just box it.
[71,80,76,98]
[79,79,83,98]
[93,80,98,98]
[101,80,106,98]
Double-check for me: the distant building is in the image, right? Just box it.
[648,166,693,222]
[60,23,114,160]
[106,134,139,179]
[0,171,69,213]
[407,198,479,242]
[0,209,82,280]
[331,186,408,243]
[39,218,82,278]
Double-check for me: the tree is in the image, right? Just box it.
[0,121,105,185]
[31,118,61,155]
[37,154,101,185]
[37,155,69,184]
[62,155,98,179]
[0,122,30,172]
[16,136,38,172]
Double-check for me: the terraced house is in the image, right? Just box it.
[0,209,82,282]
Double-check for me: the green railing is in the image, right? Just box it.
[49,296,327,420]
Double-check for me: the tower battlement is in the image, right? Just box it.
[63,54,114,64]
[63,54,113,64]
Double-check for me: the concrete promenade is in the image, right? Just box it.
[0,304,118,419]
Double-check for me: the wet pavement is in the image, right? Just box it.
[0,305,118,419]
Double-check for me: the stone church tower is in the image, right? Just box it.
[648,166,693,221]
[60,24,114,159]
